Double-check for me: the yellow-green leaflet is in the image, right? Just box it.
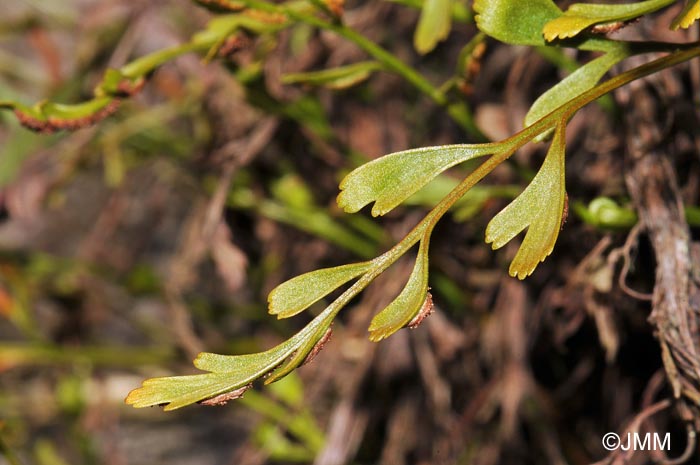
[542,0,674,41]
[337,144,499,216]
[368,239,429,341]
[485,124,567,279]
[525,49,626,137]
[414,0,453,54]
[126,345,296,410]
[474,0,562,46]
[282,61,383,89]
[126,303,339,410]
[268,262,372,318]
[671,0,700,29]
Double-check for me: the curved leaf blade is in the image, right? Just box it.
[542,0,674,41]
[126,343,297,410]
[414,0,453,54]
[282,61,383,90]
[671,0,700,29]
[474,0,562,45]
[126,305,338,410]
[268,262,371,318]
[525,50,626,131]
[124,373,247,411]
[368,240,430,341]
[337,144,500,216]
[485,125,567,279]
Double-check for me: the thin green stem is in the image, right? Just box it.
[236,0,487,139]
[120,41,214,78]
[0,343,174,367]
[505,44,700,145]
[317,145,513,324]
[564,45,700,119]
[318,44,700,324]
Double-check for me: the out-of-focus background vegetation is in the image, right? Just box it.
[1,1,699,464]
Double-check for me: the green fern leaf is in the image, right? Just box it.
[125,348,294,410]
[414,0,453,54]
[671,0,700,29]
[282,61,383,89]
[126,308,337,410]
[337,144,500,216]
[485,124,567,279]
[524,49,626,135]
[368,239,430,341]
[542,0,674,41]
[268,262,371,318]
[474,0,562,45]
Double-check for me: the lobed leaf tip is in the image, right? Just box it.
[509,261,538,280]
[370,205,386,217]
[510,268,530,280]
[367,325,391,342]
[124,378,163,409]
[267,292,284,317]
[484,230,506,250]
[192,352,210,369]
[670,1,700,30]
[335,190,359,214]
[124,388,142,406]
[484,125,566,279]
[541,17,584,42]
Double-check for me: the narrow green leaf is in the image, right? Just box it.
[368,240,430,341]
[474,0,562,45]
[125,373,246,411]
[126,343,296,410]
[1,97,121,133]
[126,306,337,410]
[271,175,315,209]
[282,61,382,89]
[268,262,371,318]
[542,0,674,41]
[524,50,626,132]
[42,98,117,121]
[337,143,501,216]
[671,0,700,29]
[120,41,215,80]
[120,14,283,79]
[485,124,567,279]
[414,0,453,54]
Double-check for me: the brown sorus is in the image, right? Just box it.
[199,384,253,406]
[408,292,434,329]
[302,327,333,366]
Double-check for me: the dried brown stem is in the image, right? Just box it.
[621,71,700,413]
